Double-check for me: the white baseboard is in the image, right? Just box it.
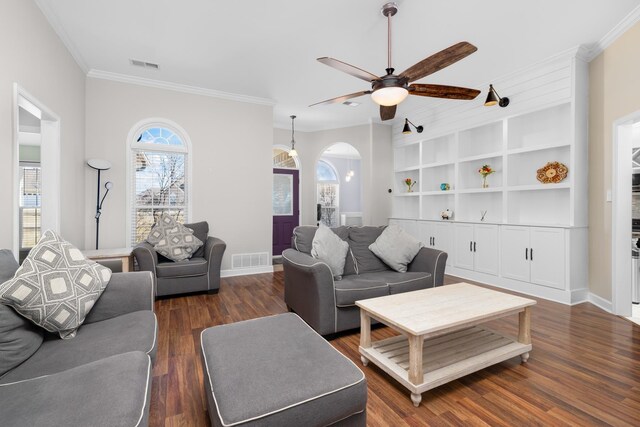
[221,266,274,278]
[587,292,612,313]
[570,288,589,305]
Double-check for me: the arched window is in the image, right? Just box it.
[316,160,339,226]
[128,121,191,245]
[272,147,299,169]
[316,160,338,182]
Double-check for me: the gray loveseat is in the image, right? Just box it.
[282,225,448,336]
[0,249,157,426]
[133,221,226,297]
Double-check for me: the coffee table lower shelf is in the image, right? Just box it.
[359,326,531,404]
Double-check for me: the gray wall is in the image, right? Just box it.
[85,78,274,271]
[0,0,86,250]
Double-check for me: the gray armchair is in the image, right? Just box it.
[133,221,226,297]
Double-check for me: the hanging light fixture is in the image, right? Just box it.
[402,118,424,134]
[484,84,510,107]
[345,158,355,182]
[288,115,298,157]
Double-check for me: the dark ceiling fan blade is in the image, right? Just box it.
[399,42,478,83]
[317,57,380,82]
[380,105,397,121]
[409,84,480,100]
[309,90,372,107]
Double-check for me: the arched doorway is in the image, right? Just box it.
[316,143,362,227]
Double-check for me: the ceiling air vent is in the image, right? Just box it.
[130,59,159,70]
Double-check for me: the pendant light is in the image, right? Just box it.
[288,115,298,157]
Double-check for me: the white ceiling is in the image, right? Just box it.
[37,0,640,131]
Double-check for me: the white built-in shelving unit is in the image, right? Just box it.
[390,47,589,305]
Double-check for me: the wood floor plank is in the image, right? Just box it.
[149,273,640,426]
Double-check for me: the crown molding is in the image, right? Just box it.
[87,69,276,106]
[586,4,640,61]
[35,0,89,73]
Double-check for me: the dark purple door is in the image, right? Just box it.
[273,168,299,256]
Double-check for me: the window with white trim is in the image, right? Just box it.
[130,125,189,245]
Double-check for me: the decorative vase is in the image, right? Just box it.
[406,187,413,193]
[482,176,488,188]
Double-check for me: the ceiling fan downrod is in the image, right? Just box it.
[382,2,398,74]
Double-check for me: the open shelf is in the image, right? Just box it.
[422,134,455,165]
[507,145,570,186]
[422,194,455,220]
[458,156,503,190]
[507,103,570,151]
[506,188,570,225]
[421,164,455,192]
[392,195,420,219]
[395,144,420,170]
[395,170,420,194]
[459,122,503,158]
[457,192,503,223]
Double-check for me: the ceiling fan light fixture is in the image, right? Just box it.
[371,86,408,106]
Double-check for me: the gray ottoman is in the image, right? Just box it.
[200,313,367,426]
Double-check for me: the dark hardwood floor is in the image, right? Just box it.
[150,272,640,426]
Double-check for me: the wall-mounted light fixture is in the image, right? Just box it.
[402,118,424,134]
[87,158,113,250]
[288,115,298,157]
[484,84,509,107]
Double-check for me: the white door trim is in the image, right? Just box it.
[13,84,61,257]
[611,110,640,316]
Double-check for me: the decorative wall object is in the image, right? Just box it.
[404,178,417,192]
[536,162,568,184]
[440,183,450,191]
[441,209,453,220]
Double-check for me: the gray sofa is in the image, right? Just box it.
[0,249,157,427]
[282,225,447,335]
[133,221,226,297]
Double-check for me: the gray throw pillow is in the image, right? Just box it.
[0,230,112,339]
[311,224,349,280]
[368,224,423,273]
[147,213,203,261]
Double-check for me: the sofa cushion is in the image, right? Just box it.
[0,230,111,339]
[0,351,151,427]
[311,224,349,280]
[369,224,423,273]
[358,271,432,295]
[183,221,209,258]
[0,250,44,377]
[348,226,389,274]
[334,276,389,307]
[156,257,208,278]
[201,313,366,427]
[0,310,157,383]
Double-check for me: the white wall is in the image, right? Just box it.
[273,122,392,226]
[85,78,273,270]
[0,0,86,249]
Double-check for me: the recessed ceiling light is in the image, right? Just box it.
[343,101,360,107]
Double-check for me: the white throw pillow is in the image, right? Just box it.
[368,225,423,273]
[311,224,349,280]
[0,230,112,339]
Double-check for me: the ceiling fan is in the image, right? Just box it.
[310,2,481,121]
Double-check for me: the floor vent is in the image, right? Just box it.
[232,252,270,270]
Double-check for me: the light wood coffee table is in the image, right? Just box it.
[356,282,536,406]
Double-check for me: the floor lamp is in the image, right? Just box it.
[87,159,113,250]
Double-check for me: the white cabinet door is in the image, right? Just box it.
[432,222,453,266]
[501,226,530,282]
[474,224,499,275]
[417,221,434,247]
[454,223,475,271]
[530,227,565,289]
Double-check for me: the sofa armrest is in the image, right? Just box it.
[84,271,155,324]
[282,249,337,335]
[205,236,226,291]
[407,247,448,287]
[133,242,157,274]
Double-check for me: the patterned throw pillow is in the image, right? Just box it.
[0,230,112,339]
[147,213,203,261]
